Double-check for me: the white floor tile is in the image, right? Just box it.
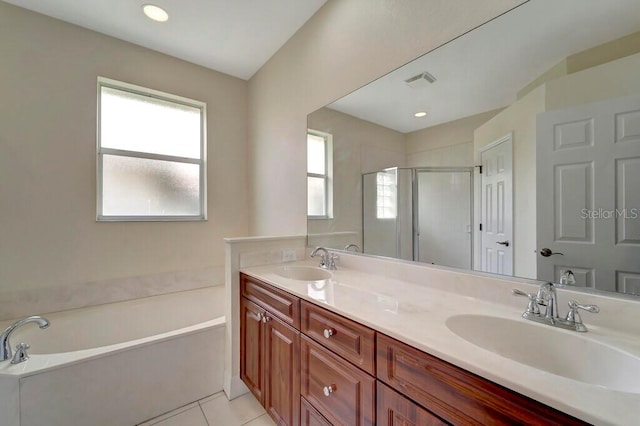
[152,406,208,426]
[138,402,201,425]
[198,391,225,405]
[200,392,266,426]
[242,413,276,426]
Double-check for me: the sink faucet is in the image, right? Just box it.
[513,283,599,332]
[536,282,559,322]
[0,316,50,362]
[343,243,360,252]
[310,247,338,270]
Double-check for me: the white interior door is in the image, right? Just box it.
[416,169,472,269]
[480,135,513,275]
[537,93,640,294]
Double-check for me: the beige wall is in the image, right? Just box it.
[307,107,404,249]
[0,3,248,292]
[247,0,526,236]
[406,109,501,168]
[545,52,640,111]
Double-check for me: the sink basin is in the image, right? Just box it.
[446,314,640,393]
[275,266,332,281]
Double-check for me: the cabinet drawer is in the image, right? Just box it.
[377,334,587,426]
[301,301,375,374]
[301,397,332,426]
[377,381,448,426]
[301,336,375,426]
[241,273,300,328]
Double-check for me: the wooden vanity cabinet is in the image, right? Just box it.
[240,273,589,426]
[377,333,587,426]
[241,274,301,426]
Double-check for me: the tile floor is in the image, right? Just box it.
[138,392,276,426]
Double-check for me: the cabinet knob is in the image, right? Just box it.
[323,385,335,397]
[262,315,270,323]
[255,312,263,322]
[323,328,335,339]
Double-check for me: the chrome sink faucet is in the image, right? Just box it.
[310,247,338,270]
[513,282,599,332]
[0,316,50,362]
[343,243,360,252]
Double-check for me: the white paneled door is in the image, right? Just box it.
[480,135,513,275]
[537,93,640,294]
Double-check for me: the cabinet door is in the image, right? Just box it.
[377,382,448,426]
[264,313,301,426]
[240,297,265,404]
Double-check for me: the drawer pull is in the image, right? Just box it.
[262,315,271,323]
[323,385,336,397]
[255,312,264,322]
[323,328,335,339]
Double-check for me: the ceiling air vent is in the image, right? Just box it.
[404,71,436,88]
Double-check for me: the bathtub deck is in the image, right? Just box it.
[138,392,275,426]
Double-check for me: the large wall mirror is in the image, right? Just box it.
[307,0,640,296]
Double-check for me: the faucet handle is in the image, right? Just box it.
[11,342,30,364]
[512,289,541,315]
[328,253,339,270]
[566,300,599,318]
[565,300,599,332]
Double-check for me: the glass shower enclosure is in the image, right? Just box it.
[363,167,473,269]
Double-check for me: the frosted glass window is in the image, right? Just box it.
[308,176,327,216]
[307,130,332,218]
[307,133,326,175]
[102,155,200,216]
[97,78,206,221]
[101,87,201,159]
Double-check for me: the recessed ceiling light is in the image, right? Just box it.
[143,4,169,22]
[414,111,427,118]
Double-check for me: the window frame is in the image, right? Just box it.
[307,129,333,220]
[96,77,207,222]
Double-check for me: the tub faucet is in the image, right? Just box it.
[0,316,50,362]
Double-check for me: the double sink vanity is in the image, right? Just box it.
[238,252,640,425]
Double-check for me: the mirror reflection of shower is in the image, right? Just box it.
[363,167,473,268]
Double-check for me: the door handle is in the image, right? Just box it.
[497,241,510,247]
[539,248,564,257]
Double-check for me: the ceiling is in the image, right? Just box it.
[4,0,327,80]
[328,0,640,133]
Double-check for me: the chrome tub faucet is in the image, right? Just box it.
[0,315,50,363]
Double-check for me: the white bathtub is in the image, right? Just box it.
[0,286,225,426]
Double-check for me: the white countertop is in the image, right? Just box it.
[241,259,640,426]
